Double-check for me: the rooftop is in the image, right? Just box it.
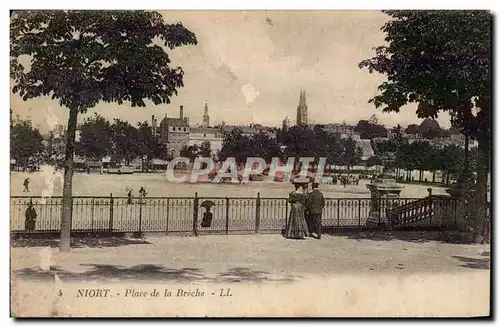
[160,117,189,127]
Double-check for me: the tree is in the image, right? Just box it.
[410,141,434,181]
[136,121,169,171]
[76,113,113,161]
[359,10,491,243]
[405,124,419,135]
[199,141,212,157]
[354,119,388,139]
[282,125,316,160]
[180,144,200,162]
[372,138,400,156]
[325,134,342,167]
[252,132,282,163]
[11,11,197,251]
[219,128,256,165]
[10,121,44,168]
[110,118,138,165]
[338,137,362,172]
[438,145,465,185]
[366,155,382,168]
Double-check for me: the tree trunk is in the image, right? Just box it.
[60,108,78,252]
[432,170,436,183]
[473,137,490,243]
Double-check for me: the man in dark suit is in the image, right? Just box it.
[306,183,325,239]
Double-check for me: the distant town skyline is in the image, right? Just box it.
[10,10,453,134]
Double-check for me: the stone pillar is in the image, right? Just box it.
[446,184,473,231]
[366,178,404,227]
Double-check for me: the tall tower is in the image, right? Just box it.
[202,100,210,128]
[296,90,308,126]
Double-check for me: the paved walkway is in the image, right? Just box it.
[12,233,490,281]
[11,233,491,317]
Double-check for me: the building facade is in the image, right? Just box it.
[188,127,223,155]
[159,106,190,157]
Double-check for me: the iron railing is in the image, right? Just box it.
[11,194,460,235]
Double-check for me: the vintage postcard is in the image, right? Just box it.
[10,10,491,317]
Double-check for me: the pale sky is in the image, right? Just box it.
[10,10,452,133]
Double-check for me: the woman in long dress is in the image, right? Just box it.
[284,182,309,239]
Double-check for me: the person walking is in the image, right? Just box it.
[283,178,310,240]
[127,189,133,205]
[306,182,325,239]
[23,178,30,192]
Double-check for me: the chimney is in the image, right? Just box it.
[179,105,184,119]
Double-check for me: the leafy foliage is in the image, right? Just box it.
[337,137,362,170]
[135,121,169,166]
[10,121,44,166]
[354,119,388,139]
[405,124,419,135]
[366,155,382,168]
[110,119,138,164]
[359,10,491,142]
[359,10,491,242]
[10,10,197,251]
[76,113,113,160]
[180,145,200,162]
[11,10,198,111]
[199,141,212,157]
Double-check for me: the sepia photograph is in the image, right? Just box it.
[9,9,491,317]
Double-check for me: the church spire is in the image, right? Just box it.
[299,90,307,107]
[202,100,210,128]
[296,89,308,126]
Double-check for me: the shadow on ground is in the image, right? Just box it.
[10,237,151,248]
[452,254,490,270]
[14,265,298,283]
[328,230,478,244]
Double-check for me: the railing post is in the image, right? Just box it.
[285,199,289,226]
[337,199,340,227]
[427,188,433,227]
[225,197,230,235]
[108,193,114,232]
[166,198,170,234]
[138,197,143,233]
[378,196,382,227]
[192,192,199,236]
[90,197,95,231]
[255,193,261,233]
[358,199,362,228]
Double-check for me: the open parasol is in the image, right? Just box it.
[200,200,216,209]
